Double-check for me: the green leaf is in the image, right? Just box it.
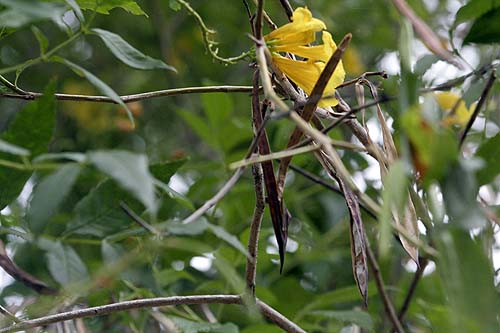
[378,161,409,257]
[437,229,499,333]
[27,163,81,235]
[75,0,146,16]
[0,139,29,156]
[66,180,139,237]
[154,268,196,288]
[59,59,134,126]
[401,107,458,186]
[88,150,158,214]
[476,132,500,185]
[0,82,56,209]
[150,158,188,184]
[38,238,89,285]
[414,54,439,75]
[464,7,500,44]
[171,316,238,333]
[31,26,49,55]
[64,0,84,22]
[441,160,486,229]
[455,0,500,25]
[177,110,216,148]
[161,219,208,236]
[308,310,373,330]
[207,223,249,259]
[92,29,176,71]
[0,0,67,28]
[169,0,181,11]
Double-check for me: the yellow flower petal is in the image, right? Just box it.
[434,92,473,127]
[272,55,345,107]
[274,31,336,62]
[265,7,326,47]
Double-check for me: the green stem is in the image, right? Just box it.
[0,31,83,76]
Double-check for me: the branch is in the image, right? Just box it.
[120,201,160,235]
[181,89,271,224]
[459,69,497,147]
[289,164,377,219]
[366,245,406,333]
[278,0,294,20]
[0,295,307,333]
[397,258,428,321]
[0,240,57,295]
[0,86,255,104]
[245,163,265,294]
[277,33,352,197]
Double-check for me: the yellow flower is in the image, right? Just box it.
[434,92,474,127]
[265,7,326,48]
[264,7,345,107]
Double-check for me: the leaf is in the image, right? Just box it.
[75,0,146,16]
[59,59,134,126]
[154,268,196,288]
[0,0,67,28]
[0,82,56,209]
[207,223,250,259]
[169,0,181,11]
[162,219,208,236]
[441,160,486,229]
[308,310,373,330]
[476,132,500,185]
[65,180,135,237]
[464,7,500,44]
[88,150,158,214]
[0,139,29,156]
[213,254,246,293]
[401,107,458,186]
[0,239,56,294]
[31,26,49,55]
[27,163,81,235]
[437,229,499,333]
[64,0,85,22]
[38,238,89,286]
[171,316,238,333]
[92,28,176,71]
[150,158,188,184]
[34,152,86,163]
[379,161,416,261]
[414,54,439,75]
[455,0,500,25]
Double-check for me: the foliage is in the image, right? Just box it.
[0,1,499,333]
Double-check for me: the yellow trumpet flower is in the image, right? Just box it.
[264,7,345,107]
[434,92,474,127]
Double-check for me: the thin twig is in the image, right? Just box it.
[119,201,159,235]
[366,245,406,333]
[181,100,271,224]
[278,0,294,20]
[289,164,377,219]
[276,34,352,197]
[0,75,28,95]
[245,163,265,295]
[0,305,22,324]
[397,258,428,321]
[0,295,307,333]
[230,140,365,169]
[459,69,497,147]
[337,71,388,89]
[254,0,264,39]
[0,86,256,104]
[182,168,246,224]
[230,145,320,170]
